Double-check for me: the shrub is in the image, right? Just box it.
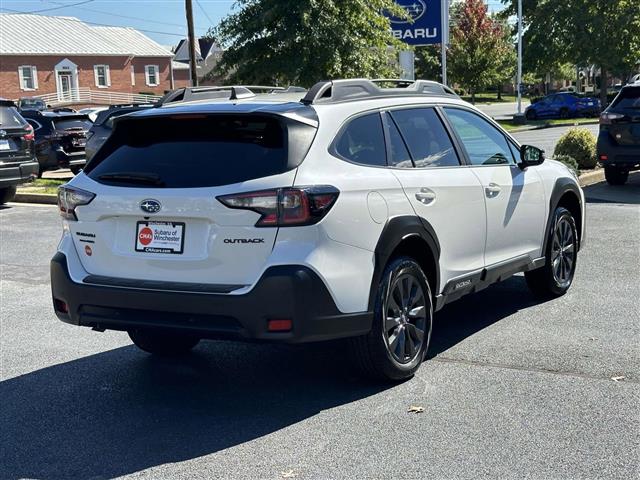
[553,154,579,174]
[553,128,597,169]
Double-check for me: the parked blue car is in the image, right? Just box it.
[525,92,601,120]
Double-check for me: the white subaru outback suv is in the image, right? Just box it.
[51,79,585,381]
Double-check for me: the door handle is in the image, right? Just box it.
[485,183,501,198]
[415,188,436,205]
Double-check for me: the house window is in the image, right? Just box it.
[18,66,38,90]
[131,64,136,86]
[94,65,111,88]
[145,65,159,86]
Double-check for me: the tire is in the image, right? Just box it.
[605,166,628,186]
[351,256,433,381]
[0,186,17,204]
[525,207,578,298]
[525,109,537,120]
[559,108,570,119]
[70,166,82,175]
[128,329,200,356]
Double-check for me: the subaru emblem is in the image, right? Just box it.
[140,199,161,214]
[0,130,6,138]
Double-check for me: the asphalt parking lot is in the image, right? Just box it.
[1,174,638,480]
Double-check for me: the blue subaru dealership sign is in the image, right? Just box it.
[385,0,442,45]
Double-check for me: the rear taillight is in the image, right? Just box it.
[218,186,339,227]
[23,123,35,141]
[58,186,95,220]
[600,112,624,125]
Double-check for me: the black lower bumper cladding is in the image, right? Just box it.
[50,253,372,343]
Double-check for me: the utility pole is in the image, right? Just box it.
[516,0,522,116]
[185,0,198,87]
[441,0,449,85]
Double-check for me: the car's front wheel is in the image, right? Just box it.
[351,256,433,381]
[525,207,578,298]
[604,166,628,185]
[525,109,537,120]
[128,329,200,356]
[0,186,17,205]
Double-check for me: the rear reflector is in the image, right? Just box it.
[54,298,69,314]
[267,319,292,332]
[599,154,608,161]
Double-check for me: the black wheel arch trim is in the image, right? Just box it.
[368,215,441,312]
[544,178,583,253]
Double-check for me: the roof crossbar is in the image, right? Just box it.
[301,79,458,105]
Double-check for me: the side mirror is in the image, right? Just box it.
[520,144,545,168]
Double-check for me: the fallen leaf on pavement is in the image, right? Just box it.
[281,469,298,478]
[407,405,425,414]
[611,376,625,382]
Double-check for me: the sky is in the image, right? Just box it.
[0,0,505,48]
[0,0,235,47]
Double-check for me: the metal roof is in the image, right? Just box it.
[0,14,172,57]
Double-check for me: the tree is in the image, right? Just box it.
[213,0,408,86]
[414,45,442,82]
[501,0,640,104]
[447,0,516,103]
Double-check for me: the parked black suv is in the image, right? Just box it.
[85,104,154,161]
[0,100,39,203]
[21,111,92,176]
[597,83,640,185]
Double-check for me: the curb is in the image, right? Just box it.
[14,192,58,205]
[578,169,604,187]
[506,121,599,133]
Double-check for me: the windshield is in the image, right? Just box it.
[19,99,46,110]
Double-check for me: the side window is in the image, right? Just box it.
[382,114,412,168]
[389,108,460,168]
[334,113,386,167]
[508,141,521,164]
[27,119,42,131]
[444,108,514,166]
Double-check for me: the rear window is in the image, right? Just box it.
[85,114,315,188]
[53,118,93,131]
[0,106,26,128]
[611,87,640,110]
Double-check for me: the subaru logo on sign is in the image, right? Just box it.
[140,199,161,214]
[389,0,427,24]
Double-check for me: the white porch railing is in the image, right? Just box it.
[33,88,162,107]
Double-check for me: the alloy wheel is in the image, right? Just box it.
[551,217,575,286]
[383,273,428,364]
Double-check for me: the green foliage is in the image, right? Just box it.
[554,128,597,169]
[553,154,580,173]
[214,0,408,87]
[448,0,516,102]
[415,45,441,81]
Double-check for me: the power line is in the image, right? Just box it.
[5,0,94,14]
[195,0,214,27]
[45,0,207,32]
[0,7,187,37]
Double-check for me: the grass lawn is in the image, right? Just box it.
[18,178,66,195]
[497,117,599,132]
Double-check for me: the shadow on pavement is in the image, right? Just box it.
[1,277,546,479]
[429,275,544,357]
[584,172,640,205]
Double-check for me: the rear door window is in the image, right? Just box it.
[86,114,315,188]
[333,113,387,167]
[383,114,413,168]
[389,108,460,167]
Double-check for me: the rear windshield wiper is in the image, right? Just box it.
[98,172,165,186]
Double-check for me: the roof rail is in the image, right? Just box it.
[301,78,458,105]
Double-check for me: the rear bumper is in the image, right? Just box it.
[597,132,640,170]
[0,159,39,188]
[50,252,372,343]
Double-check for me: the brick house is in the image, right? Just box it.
[0,14,177,101]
